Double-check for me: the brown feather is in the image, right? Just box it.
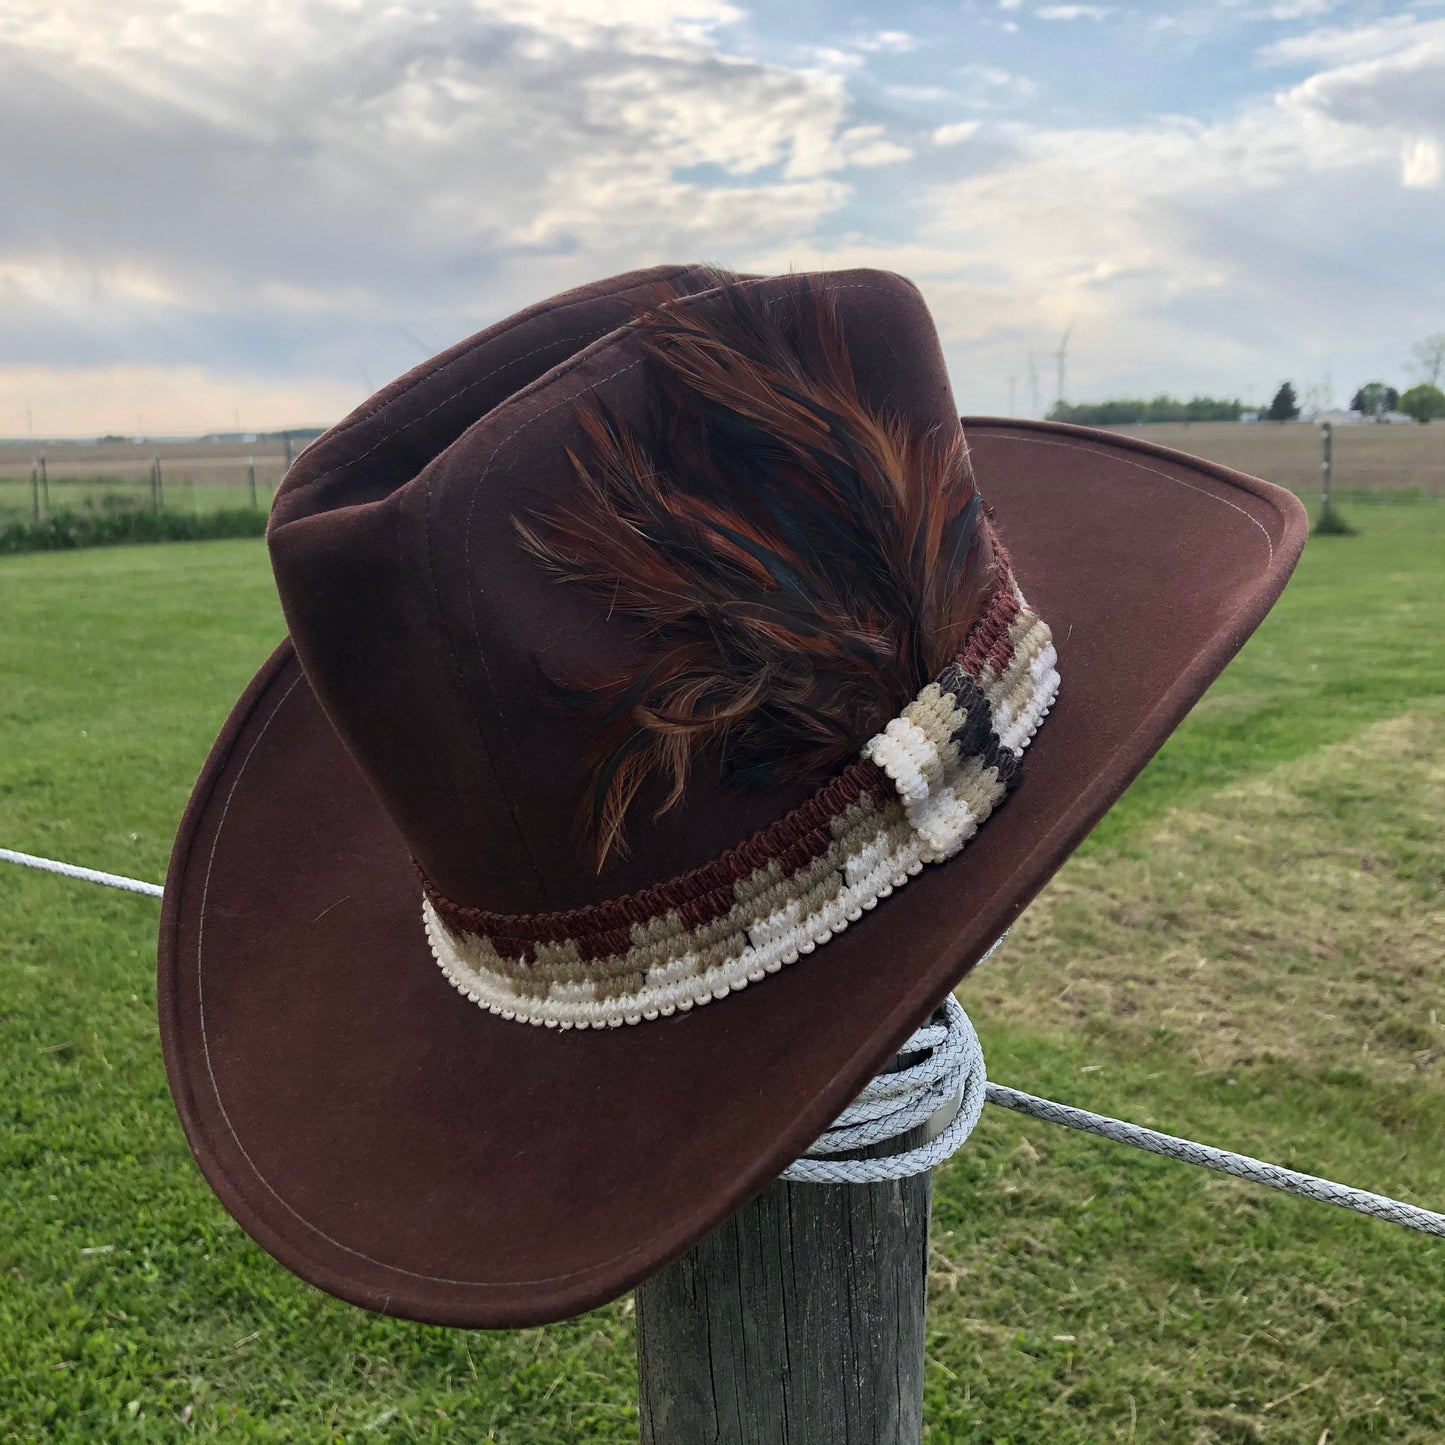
[515,270,1000,869]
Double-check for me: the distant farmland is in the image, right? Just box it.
[0,438,296,519]
[1105,420,1445,497]
[2,422,1441,524]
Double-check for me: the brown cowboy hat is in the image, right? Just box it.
[158,264,1305,1328]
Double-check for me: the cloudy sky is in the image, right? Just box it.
[3,0,1443,436]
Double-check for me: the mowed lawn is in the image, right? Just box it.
[2,504,1443,1443]
[0,479,278,524]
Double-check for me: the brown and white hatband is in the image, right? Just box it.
[421,578,1059,1028]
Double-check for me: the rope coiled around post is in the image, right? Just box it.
[782,994,986,1184]
[783,987,1445,1235]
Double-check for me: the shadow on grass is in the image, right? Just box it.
[1312,503,1357,537]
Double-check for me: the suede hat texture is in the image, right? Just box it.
[158,263,1307,1327]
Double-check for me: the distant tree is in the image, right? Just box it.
[1266,382,1300,422]
[1349,382,1399,417]
[1408,333,1445,388]
[1047,394,1241,426]
[1399,383,1445,424]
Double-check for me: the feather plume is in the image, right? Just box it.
[515,269,1000,869]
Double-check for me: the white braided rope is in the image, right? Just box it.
[984,1085,1445,1236]
[5,847,1443,1234]
[0,847,165,898]
[787,997,1445,1232]
[782,994,987,1183]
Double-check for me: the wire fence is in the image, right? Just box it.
[0,438,306,525]
[1110,420,1445,506]
[4,425,1443,529]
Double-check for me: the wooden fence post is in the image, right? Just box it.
[248,457,258,510]
[38,453,49,515]
[30,459,40,523]
[1321,420,1333,518]
[636,1048,939,1445]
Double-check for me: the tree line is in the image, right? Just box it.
[1050,332,1445,426]
[1048,395,1244,425]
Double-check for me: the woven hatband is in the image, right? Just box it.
[421,575,1058,1028]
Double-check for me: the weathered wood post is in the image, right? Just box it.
[636,1049,938,1444]
[1321,420,1333,519]
[248,456,258,510]
[151,453,164,511]
[30,458,40,523]
[38,453,49,515]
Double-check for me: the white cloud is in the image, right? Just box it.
[851,30,917,54]
[957,64,1038,107]
[0,0,935,428]
[1402,136,1442,189]
[803,45,865,72]
[965,64,1035,90]
[2,363,361,437]
[1258,16,1442,67]
[836,125,914,167]
[2,0,1444,429]
[1035,5,1111,20]
[741,16,1445,407]
[932,121,982,146]
[1262,0,1339,19]
[1278,23,1445,135]
[1259,17,1445,195]
[887,83,954,103]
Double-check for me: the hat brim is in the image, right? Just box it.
[158,418,1306,1328]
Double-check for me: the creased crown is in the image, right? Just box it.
[269,265,978,917]
[516,271,1002,870]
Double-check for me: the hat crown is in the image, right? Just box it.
[269,265,968,915]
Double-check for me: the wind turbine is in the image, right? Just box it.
[394,322,435,357]
[1054,321,1074,409]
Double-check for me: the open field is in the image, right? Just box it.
[2,423,1442,529]
[2,507,1443,1441]
[0,439,295,483]
[0,480,278,522]
[0,441,295,521]
[1107,421,1445,497]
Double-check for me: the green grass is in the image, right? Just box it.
[2,517,1443,1441]
[0,479,276,524]
[0,508,268,556]
[1086,498,1445,852]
